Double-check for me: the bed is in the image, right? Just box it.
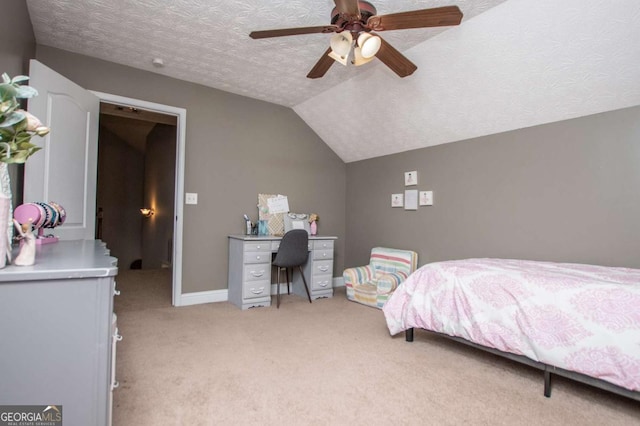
[382,258,640,400]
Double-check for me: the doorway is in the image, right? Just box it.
[26,61,186,306]
[93,92,186,306]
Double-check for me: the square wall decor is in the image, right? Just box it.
[391,193,404,207]
[404,171,417,186]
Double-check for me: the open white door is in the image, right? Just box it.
[25,60,99,240]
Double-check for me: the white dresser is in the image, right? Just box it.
[0,240,119,426]
[227,235,337,309]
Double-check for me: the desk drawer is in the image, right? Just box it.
[313,259,333,276]
[244,264,270,281]
[243,280,270,299]
[272,241,312,252]
[312,274,332,291]
[313,249,333,261]
[244,242,271,252]
[313,240,334,251]
[244,251,271,264]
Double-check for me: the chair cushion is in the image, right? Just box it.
[353,282,378,307]
[375,271,409,294]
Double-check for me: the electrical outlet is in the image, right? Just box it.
[185,193,198,205]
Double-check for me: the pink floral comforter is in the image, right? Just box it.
[382,258,640,391]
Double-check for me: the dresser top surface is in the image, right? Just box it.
[0,240,117,282]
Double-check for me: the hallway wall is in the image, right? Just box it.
[142,124,176,269]
[97,126,144,269]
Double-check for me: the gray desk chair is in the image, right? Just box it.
[272,229,312,308]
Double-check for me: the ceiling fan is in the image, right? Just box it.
[249,0,463,79]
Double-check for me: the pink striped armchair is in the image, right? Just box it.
[343,247,418,309]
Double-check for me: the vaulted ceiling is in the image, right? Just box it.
[26,0,640,162]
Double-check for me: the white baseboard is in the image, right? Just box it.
[176,289,228,307]
[176,276,343,307]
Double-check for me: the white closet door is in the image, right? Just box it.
[25,60,99,240]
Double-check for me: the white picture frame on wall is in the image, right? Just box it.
[419,191,434,206]
[404,171,418,186]
[391,193,404,207]
[404,190,418,210]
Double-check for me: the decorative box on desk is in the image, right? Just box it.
[228,234,337,310]
[0,240,119,426]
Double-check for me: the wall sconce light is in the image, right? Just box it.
[140,208,154,217]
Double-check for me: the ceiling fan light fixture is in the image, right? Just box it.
[328,49,350,66]
[357,33,381,59]
[329,31,353,57]
[353,47,374,66]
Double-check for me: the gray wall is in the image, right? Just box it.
[142,124,176,269]
[35,45,347,293]
[0,0,34,77]
[0,0,36,205]
[7,2,635,291]
[97,126,144,269]
[346,106,640,270]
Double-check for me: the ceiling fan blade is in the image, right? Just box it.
[307,48,335,79]
[367,6,463,31]
[375,35,417,78]
[250,25,338,39]
[333,0,360,17]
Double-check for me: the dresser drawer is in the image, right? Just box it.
[313,249,333,261]
[244,251,271,264]
[312,274,332,291]
[313,240,334,251]
[243,280,270,299]
[244,242,271,252]
[244,264,270,281]
[313,259,333,276]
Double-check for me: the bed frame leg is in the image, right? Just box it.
[405,328,414,342]
[544,369,552,397]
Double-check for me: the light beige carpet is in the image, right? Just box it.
[114,268,173,312]
[112,275,639,425]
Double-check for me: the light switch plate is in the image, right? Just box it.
[185,192,198,205]
[419,191,433,206]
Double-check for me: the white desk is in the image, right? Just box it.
[227,235,337,309]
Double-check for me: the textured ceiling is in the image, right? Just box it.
[26,0,640,162]
[26,0,505,107]
[295,0,640,161]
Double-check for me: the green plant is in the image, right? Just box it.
[0,73,49,164]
